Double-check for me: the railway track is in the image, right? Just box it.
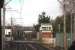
[27,43,49,50]
[4,41,56,50]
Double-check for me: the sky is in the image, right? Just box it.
[5,0,62,26]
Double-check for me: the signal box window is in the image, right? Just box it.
[42,27,47,31]
[42,27,51,31]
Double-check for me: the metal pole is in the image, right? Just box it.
[2,3,6,50]
[63,13,67,50]
[69,0,73,45]
[0,8,2,50]
[73,13,75,41]
[70,11,73,44]
[57,0,67,50]
[11,17,13,40]
[63,0,67,50]
[58,24,60,32]
[2,0,12,50]
[72,0,75,42]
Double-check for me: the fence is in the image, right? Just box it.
[56,33,72,48]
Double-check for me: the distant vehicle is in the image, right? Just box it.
[39,23,56,47]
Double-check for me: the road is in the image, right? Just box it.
[4,41,56,50]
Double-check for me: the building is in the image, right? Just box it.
[5,26,38,41]
[23,26,38,40]
[39,23,56,47]
[5,29,13,41]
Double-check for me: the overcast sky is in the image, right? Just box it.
[5,0,62,26]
